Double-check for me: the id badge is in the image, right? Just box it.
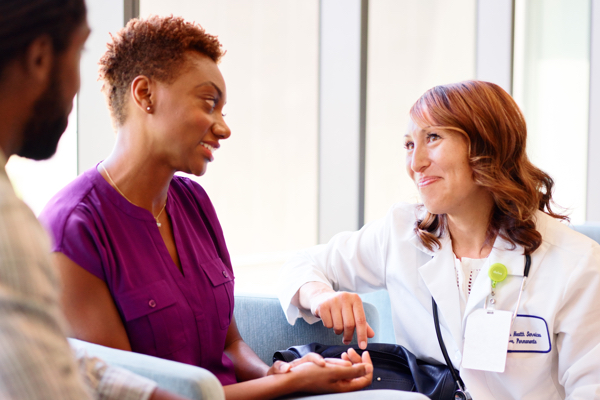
[462,308,512,372]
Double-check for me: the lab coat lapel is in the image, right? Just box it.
[416,235,464,350]
[463,261,492,325]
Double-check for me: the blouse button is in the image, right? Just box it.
[149,299,156,308]
[222,271,229,278]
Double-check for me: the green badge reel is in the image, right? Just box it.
[488,263,508,288]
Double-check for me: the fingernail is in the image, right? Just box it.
[360,341,367,349]
[366,364,373,374]
[280,363,289,371]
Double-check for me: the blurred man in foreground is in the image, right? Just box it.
[0,1,188,399]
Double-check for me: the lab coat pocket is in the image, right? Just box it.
[485,352,556,399]
[201,257,234,330]
[118,280,188,357]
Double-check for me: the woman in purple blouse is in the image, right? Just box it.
[39,16,372,399]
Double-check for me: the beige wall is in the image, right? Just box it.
[364,0,477,223]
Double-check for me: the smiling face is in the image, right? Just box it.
[150,51,230,176]
[404,119,490,217]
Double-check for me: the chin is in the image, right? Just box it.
[420,199,446,216]
[188,163,208,177]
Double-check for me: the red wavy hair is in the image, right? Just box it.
[409,80,567,255]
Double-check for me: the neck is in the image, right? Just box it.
[100,123,174,215]
[447,192,495,260]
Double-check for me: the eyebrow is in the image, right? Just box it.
[404,126,435,137]
[194,81,223,99]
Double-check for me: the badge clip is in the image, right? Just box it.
[486,263,508,314]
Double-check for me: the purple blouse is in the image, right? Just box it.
[39,166,237,385]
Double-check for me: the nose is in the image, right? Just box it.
[212,117,231,140]
[410,143,430,173]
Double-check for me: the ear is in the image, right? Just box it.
[23,35,54,91]
[130,75,153,114]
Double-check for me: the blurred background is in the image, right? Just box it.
[7,0,599,293]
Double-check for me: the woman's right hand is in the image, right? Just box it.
[290,348,373,394]
[299,282,375,349]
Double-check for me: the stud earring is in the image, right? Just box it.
[147,106,151,112]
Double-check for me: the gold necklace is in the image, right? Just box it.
[100,163,167,227]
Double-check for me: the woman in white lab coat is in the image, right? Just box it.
[279,80,600,399]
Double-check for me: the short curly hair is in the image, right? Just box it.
[98,15,224,126]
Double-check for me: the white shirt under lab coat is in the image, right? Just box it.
[278,203,600,399]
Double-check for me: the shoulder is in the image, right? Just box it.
[354,202,418,245]
[536,211,599,256]
[388,202,420,221]
[385,202,420,234]
[0,172,62,301]
[40,168,96,223]
[535,212,600,281]
[0,172,50,253]
[38,168,98,248]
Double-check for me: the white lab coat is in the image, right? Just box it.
[279,203,600,399]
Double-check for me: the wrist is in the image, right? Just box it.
[268,370,300,395]
[261,364,270,377]
[298,282,333,311]
[309,288,336,317]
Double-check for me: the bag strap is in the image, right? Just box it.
[432,298,468,394]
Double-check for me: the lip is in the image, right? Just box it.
[417,176,441,188]
[201,140,220,150]
[199,141,218,162]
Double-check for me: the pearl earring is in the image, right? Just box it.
[147,106,151,111]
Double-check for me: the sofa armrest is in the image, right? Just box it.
[68,338,224,400]
[233,294,380,365]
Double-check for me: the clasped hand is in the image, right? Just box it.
[268,348,373,393]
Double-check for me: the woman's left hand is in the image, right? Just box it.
[267,352,327,375]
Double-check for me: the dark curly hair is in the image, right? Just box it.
[410,80,568,256]
[98,15,225,126]
[0,0,86,76]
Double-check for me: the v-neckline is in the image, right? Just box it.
[159,193,187,278]
[91,165,187,278]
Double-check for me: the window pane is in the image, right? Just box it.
[364,0,477,223]
[513,0,590,224]
[140,1,319,291]
[5,98,78,216]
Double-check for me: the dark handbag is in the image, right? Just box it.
[274,342,455,399]
[273,298,474,400]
